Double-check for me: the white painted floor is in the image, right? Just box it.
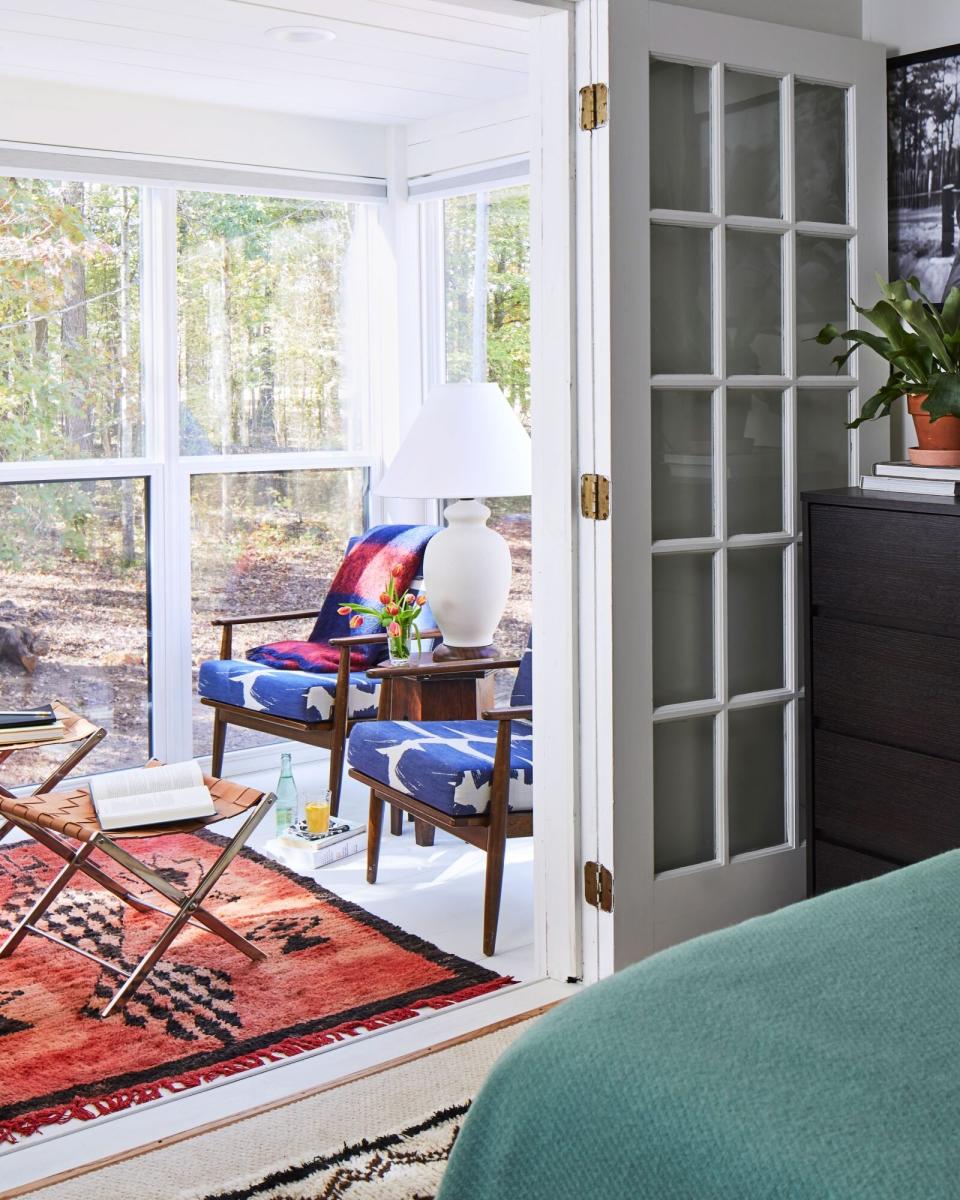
[233,758,537,984]
[0,754,547,1194]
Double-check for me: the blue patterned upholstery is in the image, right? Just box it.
[347,719,533,816]
[199,659,379,723]
[511,633,533,707]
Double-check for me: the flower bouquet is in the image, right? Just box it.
[338,562,428,664]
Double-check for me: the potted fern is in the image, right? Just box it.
[816,277,960,466]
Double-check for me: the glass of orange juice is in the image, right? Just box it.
[304,789,332,836]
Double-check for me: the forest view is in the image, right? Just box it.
[0,177,531,784]
[889,55,960,299]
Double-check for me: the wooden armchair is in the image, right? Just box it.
[347,635,533,956]
[200,621,438,816]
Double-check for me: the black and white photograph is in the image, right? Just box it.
[889,42,960,301]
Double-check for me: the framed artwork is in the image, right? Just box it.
[888,43,960,302]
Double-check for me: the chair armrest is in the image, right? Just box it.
[328,629,442,649]
[212,609,321,627]
[481,706,533,721]
[366,654,522,680]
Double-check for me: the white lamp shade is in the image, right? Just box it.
[375,381,531,499]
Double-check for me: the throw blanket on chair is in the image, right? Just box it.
[247,524,439,672]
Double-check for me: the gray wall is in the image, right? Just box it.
[863,0,957,54]
[658,0,861,38]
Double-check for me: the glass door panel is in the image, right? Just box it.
[726,231,783,375]
[651,225,713,374]
[724,70,782,218]
[727,389,783,534]
[796,236,850,375]
[795,82,848,224]
[652,554,714,707]
[728,546,784,695]
[650,60,712,212]
[654,716,716,872]
[652,390,714,541]
[728,704,786,855]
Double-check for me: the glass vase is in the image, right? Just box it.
[387,625,412,664]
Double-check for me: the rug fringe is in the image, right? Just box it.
[0,976,515,1146]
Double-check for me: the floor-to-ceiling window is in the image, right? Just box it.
[424,182,531,660]
[0,175,377,785]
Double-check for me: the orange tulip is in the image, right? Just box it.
[379,591,391,604]
[388,621,402,637]
[337,606,352,615]
[391,562,403,577]
[349,615,363,629]
[386,602,399,615]
[416,594,427,605]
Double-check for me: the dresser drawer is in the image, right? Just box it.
[813,730,960,863]
[807,502,960,628]
[811,617,960,762]
[812,839,899,895]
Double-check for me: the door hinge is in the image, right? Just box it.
[579,82,609,131]
[580,473,610,520]
[584,861,614,912]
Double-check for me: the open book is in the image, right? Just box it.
[90,761,216,831]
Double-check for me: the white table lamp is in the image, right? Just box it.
[376,382,532,660]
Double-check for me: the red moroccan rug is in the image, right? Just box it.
[0,831,512,1146]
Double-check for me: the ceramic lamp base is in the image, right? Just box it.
[423,498,512,655]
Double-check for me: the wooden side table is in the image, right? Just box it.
[366,651,521,843]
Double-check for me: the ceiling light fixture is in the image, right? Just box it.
[266,25,337,44]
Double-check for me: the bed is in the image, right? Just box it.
[439,852,960,1198]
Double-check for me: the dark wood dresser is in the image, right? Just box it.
[803,487,960,897]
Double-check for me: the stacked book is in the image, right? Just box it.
[0,705,66,747]
[861,462,960,497]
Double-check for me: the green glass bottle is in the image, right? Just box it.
[274,752,299,835]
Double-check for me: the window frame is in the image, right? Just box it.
[0,167,384,774]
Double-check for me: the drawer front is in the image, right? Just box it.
[807,503,960,628]
[814,730,960,863]
[813,840,899,895]
[811,617,960,762]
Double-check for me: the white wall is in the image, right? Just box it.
[658,0,861,39]
[863,0,956,54]
[406,97,530,181]
[0,77,388,180]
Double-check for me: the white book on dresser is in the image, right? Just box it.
[860,475,960,497]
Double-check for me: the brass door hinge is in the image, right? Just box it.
[580,473,610,520]
[579,82,609,131]
[584,861,614,912]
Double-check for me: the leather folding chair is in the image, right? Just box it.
[0,772,275,1017]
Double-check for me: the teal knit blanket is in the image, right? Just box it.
[440,852,960,1198]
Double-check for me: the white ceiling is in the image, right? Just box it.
[0,0,532,125]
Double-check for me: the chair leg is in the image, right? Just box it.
[482,721,513,957]
[390,806,404,836]
[327,725,346,819]
[211,710,227,778]
[367,790,385,884]
[414,819,436,847]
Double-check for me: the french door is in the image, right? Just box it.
[579,0,888,974]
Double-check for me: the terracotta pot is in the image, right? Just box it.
[907,393,960,467]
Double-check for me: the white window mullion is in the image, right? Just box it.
[142,185,192,762]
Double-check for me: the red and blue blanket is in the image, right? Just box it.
[246,524,439,672]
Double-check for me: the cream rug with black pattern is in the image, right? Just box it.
[24,1017,537,1200]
